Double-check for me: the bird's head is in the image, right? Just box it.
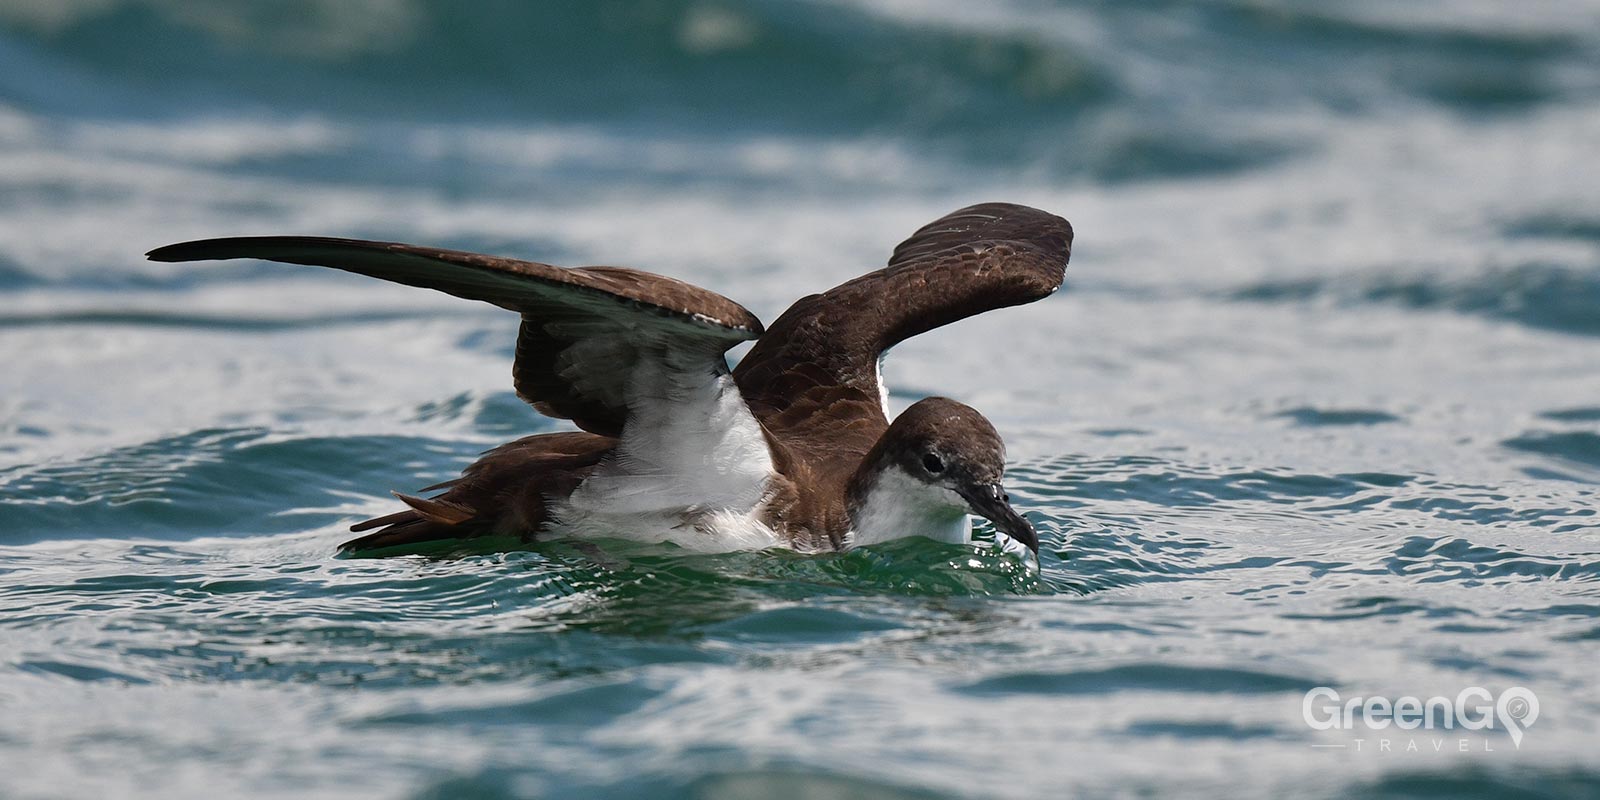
[848,397,1037,555]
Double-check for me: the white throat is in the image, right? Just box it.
[845,465,972,549]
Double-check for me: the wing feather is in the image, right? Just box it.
[733,202,1072,439]
[148,236,764,435]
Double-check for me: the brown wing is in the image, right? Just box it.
[148,237,763,436]
[338,431,615,555]
[733,202,1072,436]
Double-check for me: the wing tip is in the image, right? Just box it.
[145,238,262,264]
[145,235,350,264]
[144,242,192,263]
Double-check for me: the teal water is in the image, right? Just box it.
[3,1,1600,797]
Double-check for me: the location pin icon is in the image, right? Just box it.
[1497,687,1539,749]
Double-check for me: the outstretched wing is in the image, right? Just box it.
[147,237,764,436]
[733,202,1072,439]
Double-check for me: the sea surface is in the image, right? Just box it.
[2,1,1600,797]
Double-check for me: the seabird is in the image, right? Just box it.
[147,202,1072,559]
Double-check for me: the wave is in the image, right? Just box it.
[2,0,1592,186]
[1230,262,1600,337]
[0,427,470,543]
[1503,430,1600,476]
[0,0,1112,132]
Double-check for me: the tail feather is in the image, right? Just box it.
[341,495,478,554]
[340,514,476,554]
[348,508,419,533]
[394,492,475,524]
[337,430,616,556]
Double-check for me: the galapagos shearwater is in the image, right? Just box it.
[147,202,1072,559]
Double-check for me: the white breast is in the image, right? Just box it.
[550,368,783,552]
[844,465,972,549]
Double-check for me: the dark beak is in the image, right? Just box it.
[958,482,1038,555]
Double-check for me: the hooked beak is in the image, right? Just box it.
[957,482,1038,555]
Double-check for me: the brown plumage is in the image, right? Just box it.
[339,432,613,552]
[734,204,1072,550]
[147,202,1072,555]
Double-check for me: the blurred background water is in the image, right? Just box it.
[2,1,1599,797]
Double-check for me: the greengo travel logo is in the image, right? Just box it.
[1302,686,1539,753]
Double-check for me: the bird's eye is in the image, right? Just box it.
[922,453,945,474]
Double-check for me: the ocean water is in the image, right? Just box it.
[3,0,1600,797]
